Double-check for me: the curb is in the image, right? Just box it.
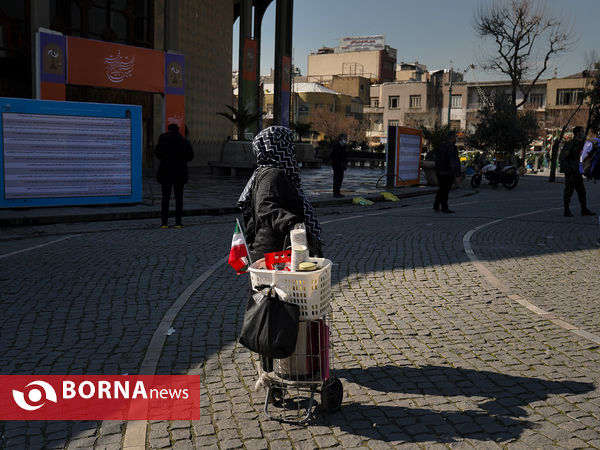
[0,188,439,227]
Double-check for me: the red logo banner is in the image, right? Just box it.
[0,375,200,420]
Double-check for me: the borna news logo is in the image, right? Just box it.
[0,375,200,420]
[12,380,58,411]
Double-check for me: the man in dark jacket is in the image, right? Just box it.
[330,133,348,198]
[433,130,461,213]
[155,123,194,228]
[559,126,595,217]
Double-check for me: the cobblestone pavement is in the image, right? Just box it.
[1,176,600,449]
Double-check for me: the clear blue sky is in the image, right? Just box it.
[233,0,600,82]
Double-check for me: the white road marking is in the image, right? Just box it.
[463,208,600,347]
[0,235,80,259]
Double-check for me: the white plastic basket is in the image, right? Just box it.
[249,257,332,320]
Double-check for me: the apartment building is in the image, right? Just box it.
[329,75,371,105]
[461,79,548,131]
[544,72,589,130]
[263,82,357,125]
[396,62,427,82]
[307,35,397,85]
[364,70,446,146]
[364,70,592,146]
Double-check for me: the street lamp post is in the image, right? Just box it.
[447,66,453,126]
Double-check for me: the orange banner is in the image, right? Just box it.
[165,94,185,136]
[40,82,66,101]
[67,37,164,93]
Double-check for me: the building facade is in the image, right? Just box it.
[364,70,446,146]
[0,0,241,169]
[307,35,397,85]
[263,81,357,129]
[364,70,593,147]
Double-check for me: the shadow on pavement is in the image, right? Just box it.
[319,364,595,443]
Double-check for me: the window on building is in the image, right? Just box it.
[528,93,545,108]
[371,98,379,107]
[409,95,421,109]
[451,95,462,108]
[556,88,584,105]
[50,0,154,48]
[0,2,31,97]
[388,96,399,109]
[298,102,309,116]
[388,120,399,127]
[450,120,461,131]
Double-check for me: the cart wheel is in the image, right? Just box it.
[268,386,284,406]
[321,377,343,412]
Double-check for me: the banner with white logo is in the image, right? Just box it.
[67,36,164,93]
[0,375,200,420]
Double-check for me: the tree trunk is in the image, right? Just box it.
[549,140,560,182]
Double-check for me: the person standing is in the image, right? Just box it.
[559,126,595,217]
[155,123,194,228]
[433,130,461,213]
[330,133,348,198]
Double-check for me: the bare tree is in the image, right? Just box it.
[474,0,574,109]
[311,107,366,142]
[584,63,600,136]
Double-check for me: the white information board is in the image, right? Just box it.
[386,126,422,187]
[0,97,142,208]
[3,113,132,199]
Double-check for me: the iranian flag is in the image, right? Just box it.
[228,219,251,274]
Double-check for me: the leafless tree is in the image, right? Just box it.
[311,107,367,143]
[474,0,574,109]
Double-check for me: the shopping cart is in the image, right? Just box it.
[248,257,343,424]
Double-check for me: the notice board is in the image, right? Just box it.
[386,126,422,187]
[0,97,142,208]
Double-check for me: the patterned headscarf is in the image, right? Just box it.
[238,126,322,240]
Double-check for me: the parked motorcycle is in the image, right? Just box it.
[470,160,519,189]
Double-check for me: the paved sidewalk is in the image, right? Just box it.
[0,167,437,226]
[1,174,600,449]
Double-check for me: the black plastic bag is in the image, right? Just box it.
[239,288,300,359]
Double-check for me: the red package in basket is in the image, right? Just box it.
[264,250,292,270]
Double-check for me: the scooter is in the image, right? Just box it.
[470,160,519,189]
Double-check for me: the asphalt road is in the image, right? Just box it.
[1,175,600,449]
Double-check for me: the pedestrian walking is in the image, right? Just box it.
[559,126,596,217]
[238,125,323,373]
[238,126,323,262]
[155,123,194,228]
[331,133,348,198]
[433,130,461,213]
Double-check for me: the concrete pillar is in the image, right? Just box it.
[164,0,180,51]
[237,0,252,120]
[273,0,293,127]
[30,0,51,97]
[253,2,269,133]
